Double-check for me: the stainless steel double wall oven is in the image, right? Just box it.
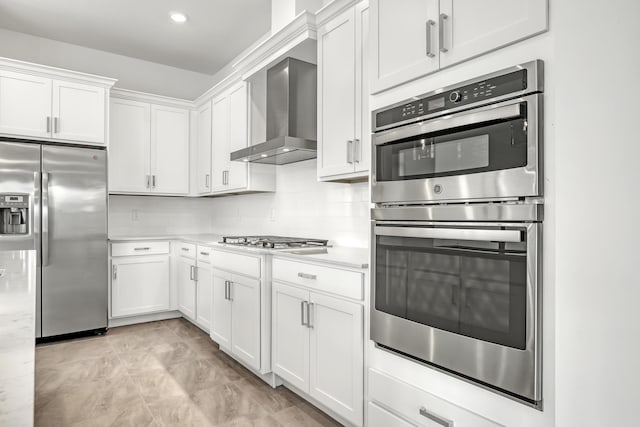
[370,61,544,406]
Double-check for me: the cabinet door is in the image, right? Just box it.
[440,0,547,68]
[196,264,213,332]
[52,80,106,144]
[210,94,229,192]
[354,1,371,174]
[177,257,196,319]
[211,269,232,350]
[371,0,440,93]
[309,292,363,426]
[111,256,170,318]
[272,282,310,393]
[150,105,189,194]
[226,83,249,191]
[0,70,52,139]
[109,99,151,193]
[196,101,212,194]
[318,8,357,178]
[230,274,261,371]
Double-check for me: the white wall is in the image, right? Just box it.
[554,1,640,426]
[0,28,215,99]
[207,160,369,248]
[108,195,216,237]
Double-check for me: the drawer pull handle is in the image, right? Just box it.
[134,247,150,251]
[181,248,189,252]
[419,407,454,427]
[200,251,209,256]
[298,272,317,280]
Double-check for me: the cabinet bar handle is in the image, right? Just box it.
[193,266,198,281]
[298,272,317,280]
[224,281,228,300]
[228,281,233,301]
[112,265,117,280]
[307,302,314,329]
[189,265,194,280]
[439,14,449,53]
[419,407,454,427]
[301,301,307,326]
[205,174,210,188]
[354,138,361,163]
[54,117,59,133]
[146,175,150,188]
[426,20,436,57]
[134,247,150,251]
[200,251,209,256]
[46,116,51,133]
[152,175,156,188]
[181,247,189,252]
[346,140,354,164]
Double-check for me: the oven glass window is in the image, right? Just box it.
[376,110,528,182]
[375,230,527,349]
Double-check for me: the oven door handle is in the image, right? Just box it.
[375,226,522,243]
[374,102,522,146]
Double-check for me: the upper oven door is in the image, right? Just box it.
[372,94,542,204]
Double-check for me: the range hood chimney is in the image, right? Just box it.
[230,57,317,165]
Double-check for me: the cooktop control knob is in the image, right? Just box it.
[449,91,462,103]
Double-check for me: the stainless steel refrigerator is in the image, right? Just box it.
[0,140,107,338]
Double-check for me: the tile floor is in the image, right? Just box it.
[35,318,342,426]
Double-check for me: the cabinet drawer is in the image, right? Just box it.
[368,369,502,427]
[272,258,363,300]
[178,242,196,259]
[210,249,261,278]
[368,402,414,427]
[111,241,169,257]
[197,245,213,264]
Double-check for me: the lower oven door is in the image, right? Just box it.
[371,221,541,403]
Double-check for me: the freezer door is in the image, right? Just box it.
[0,140,42,337]
[41,145,107,336]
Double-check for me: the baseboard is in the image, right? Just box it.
[108,310,182,328]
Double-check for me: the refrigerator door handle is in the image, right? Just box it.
[42,172,50,266]
[33,171,41,250]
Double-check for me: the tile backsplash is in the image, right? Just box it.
[208,160,370,248]
[108,160,370,248]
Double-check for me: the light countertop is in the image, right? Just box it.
[0,250,37,427]
[109,234,369,269]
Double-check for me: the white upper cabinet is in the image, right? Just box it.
[318,1,370,181]
[109,99,150,193]
[0,59,113,144]
[0,70,52,139]
[439,0,548,68]
[210,92,229,193]
[226,82,249,191]
[109,93,190,196]
[52,80,106,144]
[370,0,547,93]
[371,0,439,94]
[151,105,190,194]
[196,101,212,194]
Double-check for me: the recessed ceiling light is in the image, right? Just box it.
[170,11,188,23]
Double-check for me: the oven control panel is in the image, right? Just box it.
[375,69,528,131]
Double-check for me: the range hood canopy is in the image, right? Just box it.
[230,57,317,165]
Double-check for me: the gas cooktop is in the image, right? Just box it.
[220,235,329,250]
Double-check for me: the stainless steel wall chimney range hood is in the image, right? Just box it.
[230,58,317,165]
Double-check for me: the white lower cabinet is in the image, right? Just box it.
[272,281,363,426]
[368,369,502,427]
[211,267,262,371]
[110,241,171,318]
[177,256,197,320]
[195,262,213,331]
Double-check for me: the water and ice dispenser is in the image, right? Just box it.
[0,194,29,235]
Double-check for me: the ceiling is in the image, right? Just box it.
[0,0,272,75]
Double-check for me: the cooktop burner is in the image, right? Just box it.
[221,235,329,249]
